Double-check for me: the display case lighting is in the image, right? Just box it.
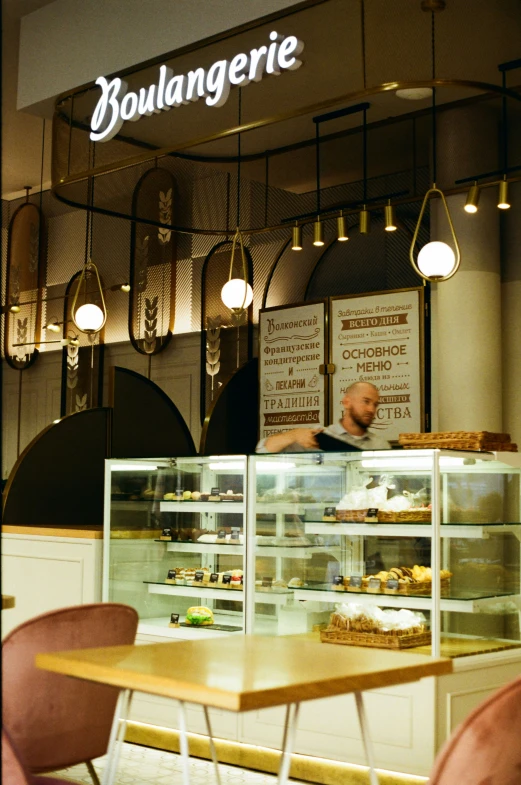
[111,464,159,471]
[360,456,467,469]
[255,461,297,472]
[209,462,245,471]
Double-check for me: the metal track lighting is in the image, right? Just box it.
[464,183,480,213]
[497,176,510,209]
[359,207,370,234]
[337,213,348,241]
[291,223,302,250]
[313,219,324,246]
[384,201,397,231]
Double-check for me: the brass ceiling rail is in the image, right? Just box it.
[52,78,521,190]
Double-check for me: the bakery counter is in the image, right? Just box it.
[1,524,104,637]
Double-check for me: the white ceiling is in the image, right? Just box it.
[2,0,521,201]
[1,0,55,199]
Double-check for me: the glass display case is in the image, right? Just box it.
[249,450,521,657]
[104,450,521,656]
[103,456,247,637]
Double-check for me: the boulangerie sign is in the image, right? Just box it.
[259,301,326,440]
[90,31,304,142]
[330,288,424,443]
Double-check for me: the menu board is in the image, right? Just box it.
[259,302,327,440]
[330,288,424,442]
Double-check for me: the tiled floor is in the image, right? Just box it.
[59,742,279,785]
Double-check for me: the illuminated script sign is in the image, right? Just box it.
[90,31,304,142]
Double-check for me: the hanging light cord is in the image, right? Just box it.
[363,107,368,202]
[501,70,508,175]
[431,10,437,185]
[315,121,321,213]
[236,88,242,228]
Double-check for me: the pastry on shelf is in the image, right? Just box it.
[288,577,304,588]
[185,606,214,626]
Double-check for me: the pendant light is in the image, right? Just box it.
[497,176,510,210]
[497,65,511,210]
[337,212,348,241]
[221,228,253,311]
[71,259,107,333]
[384,200,397,231]
[221,88,252,314]
[292,223,303,250]
[409,10,460,281]
[464,182,480,213]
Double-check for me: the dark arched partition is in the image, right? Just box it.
[109,366,196,457]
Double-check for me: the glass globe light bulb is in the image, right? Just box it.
[221,279,253,310]
[417,241,456,279]
[74,303,105,332]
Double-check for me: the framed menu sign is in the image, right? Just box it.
[330,288,424,443]
[259,301,327,441]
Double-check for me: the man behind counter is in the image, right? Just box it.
[256,381,391,453]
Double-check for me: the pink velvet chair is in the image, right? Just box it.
[428,675,521,784]
[3,728,82,785]
[2,603,138,785]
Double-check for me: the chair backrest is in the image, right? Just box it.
[2,603,138,773]
[428,675,521,784]
[3,728,30,785]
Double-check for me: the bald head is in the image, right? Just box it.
[341,382,380,435]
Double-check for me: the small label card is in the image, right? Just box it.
[230,528,240,541]
[160,527,172,540]
[210,573,219,583]
[262,576,273,588]
[194,570,205,583]
[332,575,344,589]
[323,506,337,520]
[216,529,227,541]
[169,613,180,627]
[211,486,220,495]
[348,576,362,590]
[385,578,399,591]
[365,507,379,522]
[222,574,232,585]
[166,569,176,582]
[367,577,382,592]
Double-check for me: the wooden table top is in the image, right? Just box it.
[36,635,452,712]
[2,595,15,609]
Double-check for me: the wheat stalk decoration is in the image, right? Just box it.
[28,223,39,273]
[143,295,158,354]
[206,315,221,399]
[75,393,87,412]
[66,340,79,391]
[158,189,172,245]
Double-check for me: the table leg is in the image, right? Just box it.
[101,689,133,785]
[178,700,191,785]
[203,706,222,785]
[354,691,379,785]
[277,702,300,785]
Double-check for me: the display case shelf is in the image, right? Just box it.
[292,586,521,613]
[304,522,521,539]
[159,501,244,513]
[144,581,292,605]
[156,540,244,554]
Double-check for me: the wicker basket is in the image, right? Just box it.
[335,509,368,522]
[320,627,432,649]
[399,431,517,452]
[377,509,431,523]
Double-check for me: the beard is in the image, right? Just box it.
[345,405,373,432]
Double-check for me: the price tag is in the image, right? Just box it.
[332,575,344,586]
[210,573,219,583]
[349,576,362,589]
[211,486,220,495]
[230,528,240,541]
[176,488,184,494]
[216,529,227,541]
[323,506,336,519]
[365,508,379,522]
[386,579,399,591]
[222,574,232,585]
[262,576,273,588]
[167,569,176,580]
[368,577,382,592]
[194,571,205,582]
[170,613,179,624]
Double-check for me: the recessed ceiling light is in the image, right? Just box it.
[395,87,433,100]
